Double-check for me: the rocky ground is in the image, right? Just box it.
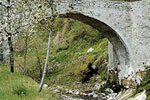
[42,81,147,100]
[43,81,122,100]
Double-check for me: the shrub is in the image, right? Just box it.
[13,85,27,97]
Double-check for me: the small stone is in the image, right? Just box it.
[88,92,97,97]
[43,84,48,88]
[54,89,59,93]
[87,48,94,53]
[81,93,87,96]
[101,93,106,96]
[72,90,80,95]
[125,85,129,88]
[107,88,114,93]
[106,95,110,99]
[69,90,73,94]
[93,93,98,98]
[75,91,79,95]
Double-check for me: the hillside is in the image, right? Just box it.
[0,64,60,100]
[14,18,108,87]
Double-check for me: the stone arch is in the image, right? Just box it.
[60,13,130,64]
[59,13,130,85]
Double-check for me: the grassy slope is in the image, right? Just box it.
[0,64,59,100]
[44,18,108,87]
[14,18,108,89]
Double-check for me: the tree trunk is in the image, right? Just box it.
[37,56,42,79]
[39,25,52,92]
[35,43,43,80]
[24,32,28,73]
[39,0,54,92]
[8,36,14,73]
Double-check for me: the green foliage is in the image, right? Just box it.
[14,18,108,89]
[0,65,59,100]
[13,86,27,97]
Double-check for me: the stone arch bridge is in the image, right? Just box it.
[55,0,150,87]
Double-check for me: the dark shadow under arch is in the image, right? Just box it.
[59,13,130,67]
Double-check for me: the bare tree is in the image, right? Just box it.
[39,0,54,92]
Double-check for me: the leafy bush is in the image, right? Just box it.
[13,86,27,97]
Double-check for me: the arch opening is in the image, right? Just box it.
[59,13,130,84]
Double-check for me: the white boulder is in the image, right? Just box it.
[43,84,48,88]
[87,48,94,53]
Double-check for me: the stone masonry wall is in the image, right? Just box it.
[55,0,150,87]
